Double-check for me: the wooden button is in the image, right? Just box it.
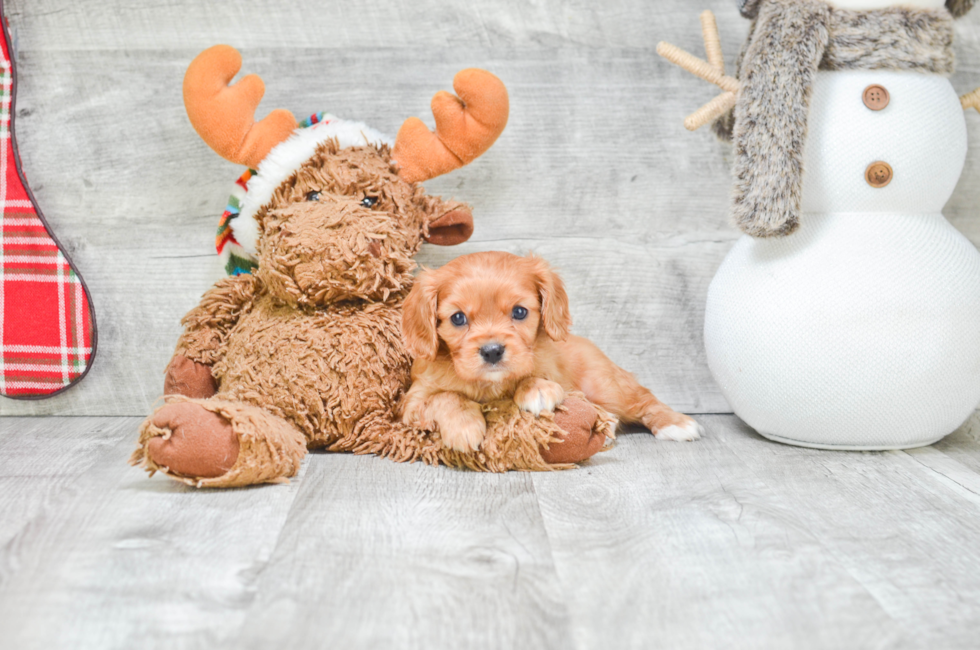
[863,84,890,111]
[865,161,893,188]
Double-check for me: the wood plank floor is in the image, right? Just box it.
[3,1,980,648]
[2,413,980,649]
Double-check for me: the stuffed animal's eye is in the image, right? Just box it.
[306,191,321,202]
[512,306,528,321]
[361,196,378,208]
[450,311,467,327]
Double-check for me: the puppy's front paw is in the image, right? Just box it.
[435,404,487,453]
[515,378,566,416]
[654,416,703,442]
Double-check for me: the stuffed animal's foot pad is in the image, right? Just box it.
[540,397,606,464]
[145,402,240,478]
[654,417,703,442]
[164,355,218,399]
[515,377,565,416]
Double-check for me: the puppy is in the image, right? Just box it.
[400,251,702,452]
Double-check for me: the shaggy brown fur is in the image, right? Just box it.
[130,141,614,487]
[253,143,433,306]
[722,0,958,237]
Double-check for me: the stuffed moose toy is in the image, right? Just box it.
[130,46,614,487]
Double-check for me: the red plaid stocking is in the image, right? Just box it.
[0,9,96,399]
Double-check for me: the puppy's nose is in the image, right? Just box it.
[479,343,505,365]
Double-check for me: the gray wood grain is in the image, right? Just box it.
[4,1,751,52]
[1,0,977,416]
[714,413,980,649]
[4,414,980,648]
[233,452,571,650]
[929,414,980,497]
[0,417,305,650]
[531,423,908,650]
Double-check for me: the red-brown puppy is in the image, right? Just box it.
[400,251,702,452]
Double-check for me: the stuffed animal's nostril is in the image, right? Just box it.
[479,343,505,364]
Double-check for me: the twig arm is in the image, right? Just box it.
[962,88,980,114]
[656,11,741,132]
[685,92,738,131]
[656,42,740,94]
[700,10,724,73]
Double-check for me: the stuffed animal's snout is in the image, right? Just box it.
[258,191,420,305]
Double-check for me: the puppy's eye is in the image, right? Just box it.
[306,191,321,202]
[450,311,467,327]
[361,196,378,208]
[512,306,528,321]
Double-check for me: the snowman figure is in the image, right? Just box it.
[659,0,980,449]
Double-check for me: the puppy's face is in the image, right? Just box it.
[436,267,541,383]
[403,252,571,385]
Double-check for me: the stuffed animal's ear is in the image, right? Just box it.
[947,0,975,18]
[402,269,441,359]
[527,256,571,342]
[738,0,763,19]
[425,206,474,246]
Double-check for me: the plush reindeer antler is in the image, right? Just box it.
[393,69,509,183]
[183,45,297,169]
[656,11,741,131]
[963,88,980,114]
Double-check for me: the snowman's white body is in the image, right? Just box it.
[704,63,980,447]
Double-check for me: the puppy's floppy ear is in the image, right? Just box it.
[402,268,441,359]
[527,255,571,341]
